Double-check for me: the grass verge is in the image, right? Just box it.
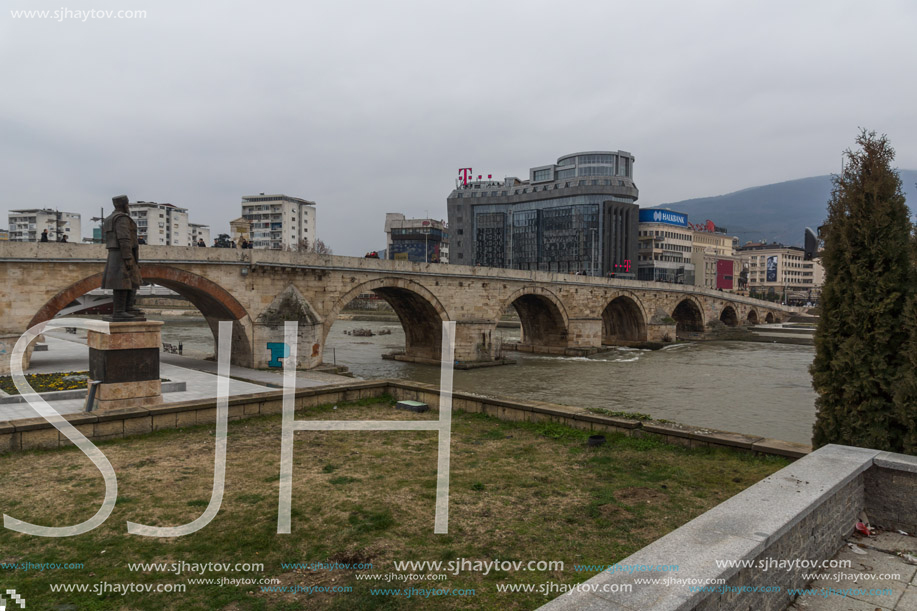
[0,394,788,609]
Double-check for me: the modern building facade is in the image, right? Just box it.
[636,209,695,284]
[383,213,449,263]
[8,209,81,242]
[737,243,819,302]
[447,151,639,275]
[129,201,191,246]
[241,194,316,251]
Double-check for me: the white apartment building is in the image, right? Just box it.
[190,223,211,246]
[8,209,82,242]
[241,194,317,250]
[129,201,191,246]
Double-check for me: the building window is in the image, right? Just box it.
[533,169,552,181]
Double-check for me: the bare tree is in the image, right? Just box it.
[313,239,333,255]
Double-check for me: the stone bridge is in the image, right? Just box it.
[0,242,794,369]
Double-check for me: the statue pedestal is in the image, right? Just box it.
[88,321,163,411]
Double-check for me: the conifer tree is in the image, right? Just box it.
[893,225,917,454]
[811,131,913,451]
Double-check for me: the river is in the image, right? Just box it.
[152,316,817,445]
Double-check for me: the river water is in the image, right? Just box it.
[152,316,817,445]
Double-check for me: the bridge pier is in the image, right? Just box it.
[567,318,603,349]
[453,320,502,364]
[252,320,323,370]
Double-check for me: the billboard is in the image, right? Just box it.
[716,259,734,290]
[766,255,778,282]
[639,209,688,227]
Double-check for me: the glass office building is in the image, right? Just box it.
[447,151,639,276]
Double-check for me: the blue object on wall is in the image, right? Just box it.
[266,342,290,368]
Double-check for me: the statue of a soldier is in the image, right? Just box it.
[102,195,145,320]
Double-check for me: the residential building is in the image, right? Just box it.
[190,223,211,246]
[737,242,818,303]
[689,220,740,291]
[8,209,81,242]
[241,193,317,251]
[384,213,449,263]
[636,209,695,284]
[129,201,191,246]
[447,151,639,275]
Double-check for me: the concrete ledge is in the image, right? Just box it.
[874,450,917,473]
[751,438,811,459]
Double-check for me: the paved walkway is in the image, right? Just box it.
[1,333,353,422]
[788,531,917,610]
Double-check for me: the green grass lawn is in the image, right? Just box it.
[0,396,788,610]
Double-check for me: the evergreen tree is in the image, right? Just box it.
[811,131,914,452]
[893,225,917,454]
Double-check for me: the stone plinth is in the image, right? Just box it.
[0,333,36,375]
[88,321,163,411]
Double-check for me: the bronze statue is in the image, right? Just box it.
[102,195,144,320]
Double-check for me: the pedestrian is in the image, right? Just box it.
[40,229,49,242]
[58,234,69,243]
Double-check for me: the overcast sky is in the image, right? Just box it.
[2,0,915,254]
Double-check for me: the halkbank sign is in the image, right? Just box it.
[639,209,688,227]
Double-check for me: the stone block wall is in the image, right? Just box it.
[693,476,864,611]
[864,452,917,534]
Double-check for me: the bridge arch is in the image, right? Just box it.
[719,305,739,327]
[746,309,759,325]
[672,297,705,336]
[765,312,776,324]
[325,277,449,362]
[30,265,254,367]
[499,287,569,349]
[601,294,647,343]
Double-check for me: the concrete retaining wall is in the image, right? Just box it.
[0,380,810,459]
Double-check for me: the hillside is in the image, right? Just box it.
[652,170,917,246]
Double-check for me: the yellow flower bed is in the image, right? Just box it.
[0,371,90,395]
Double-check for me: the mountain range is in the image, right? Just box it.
[651,170,917,247]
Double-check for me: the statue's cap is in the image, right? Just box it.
[112,195,129,207]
